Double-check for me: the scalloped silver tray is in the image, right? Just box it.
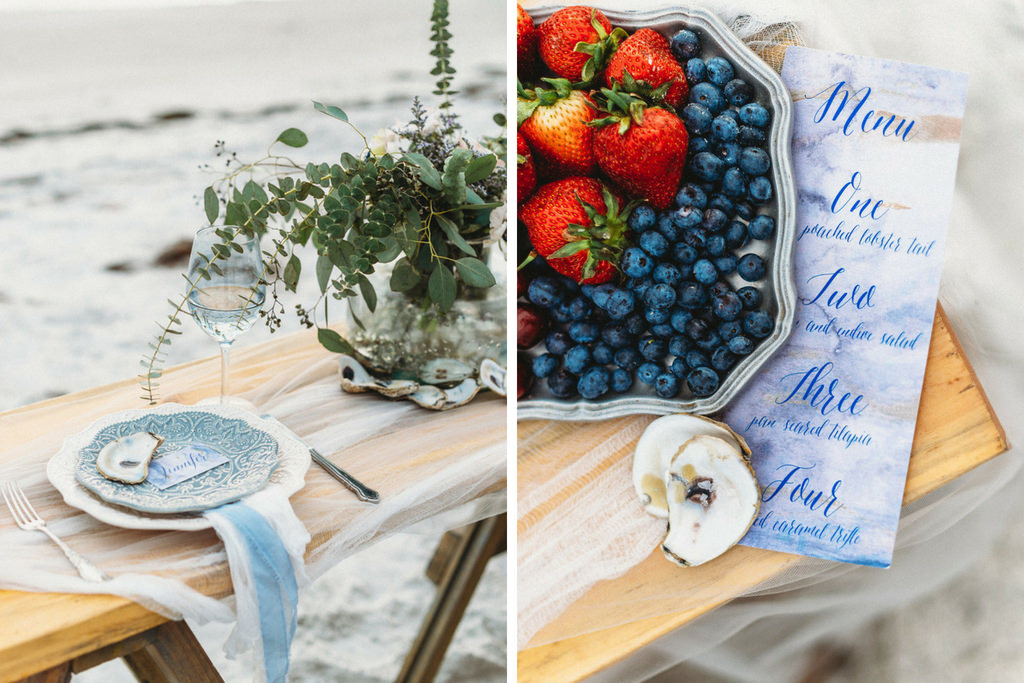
[517,6,797,421]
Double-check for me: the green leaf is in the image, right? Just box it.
[203,186,218,223]
[428,265,456,312]
[464,154,497,183]
[455,257,496,288]
[441,148,473,204]
[398,208,421,259]
[315,253,333,294]
[390,258,420,292]
[312,101,348,122]
[276,127,308,147]
[435,214,475,256]
[224,201,247,226]
[356,275,377,313]
[283,254,301,292]
[549,240,590,259]
[317,327,355,355]
[402,153,442,190]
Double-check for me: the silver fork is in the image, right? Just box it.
[2,481,110,582]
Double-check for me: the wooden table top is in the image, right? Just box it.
[517,306,1008,681]
[0,328,506,682]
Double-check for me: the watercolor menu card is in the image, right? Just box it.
[722,47,968,567]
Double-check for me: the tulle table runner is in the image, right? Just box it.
[0,327,506,680]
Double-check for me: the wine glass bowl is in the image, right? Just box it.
[187,226,265,403]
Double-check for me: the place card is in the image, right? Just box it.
[147,444,229,490]
[723,47,968,566]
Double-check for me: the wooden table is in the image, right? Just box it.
[517,307,1008,681]
[0,328,506,683]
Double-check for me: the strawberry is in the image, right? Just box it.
[591,89,689,209]
[520,177,634,284]
[517,4,538,78]
[605,28,688,109]
[536,6,626,83]
[517,132,536,201]
[518,78,598,180]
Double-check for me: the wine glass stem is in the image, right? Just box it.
[219,341,232,404]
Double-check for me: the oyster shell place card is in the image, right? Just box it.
[722,47,968,567]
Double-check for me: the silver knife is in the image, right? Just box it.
[262,415,380,504]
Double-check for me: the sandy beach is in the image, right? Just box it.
[0,0,505,680]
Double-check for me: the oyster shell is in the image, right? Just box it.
[96,431,164,484]
[633,414,750,518]
[478,358,507,396]
[661,435,760,567]
[418,358,473,386]
[339,355,419,398]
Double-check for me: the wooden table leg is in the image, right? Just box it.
[121,621,223,683]
[397,513,507,683]
[17,662,71,683]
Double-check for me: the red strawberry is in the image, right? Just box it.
[517,132,536,201]
[592,89,689,209]
[605,28,688,109]
[520,177,633,284]
[518,78,598,179]
[517,4,538,78]
[537,6,625,83]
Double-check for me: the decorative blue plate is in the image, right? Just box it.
[73,404,280,514]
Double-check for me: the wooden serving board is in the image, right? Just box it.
[517,306,1008,681]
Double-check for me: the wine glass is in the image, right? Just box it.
[187,226,265,404]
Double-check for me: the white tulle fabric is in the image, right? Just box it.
[517,0,1024,677]
[0,352,505,667]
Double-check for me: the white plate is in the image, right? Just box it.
[48,403,310,530]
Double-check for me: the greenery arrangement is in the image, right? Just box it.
[139,0,507,403]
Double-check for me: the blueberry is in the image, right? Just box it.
[672,206,703,231]
[610,367,633,393]
[669,356,689,378]
[675,184,708,210]
[701,207,728,232]
[670,29,702,60]
[638,362,661,385]
[628,276,653,300]
[727,335,755,355]
[712,291,742,320]
[605,288,636,320]
[567,296,593,321]
[706,234,727,257]
[695,329,723,352]
[668,333,690,356]
[532,353,558,378]
[724,78,754,106]
[652,263,682,287]
[713,254,738,275]
[564,345,593,374]
[734,201,755,221]
[707,194,735,217]
[657,215,682,242]
[737,253,767,281]
[737,286,763,309]
[725,220,749,249]
[678,282,708,310]
[739,102,770,127]
[590,283,617,309]
[721,167,748,198]
[644,283,677,310]
[681,226,708,249]
[624,313,647,336]
[670,308,693,333]
[644,306,670,325]
[654,372,680,398]
[568,321,600,343]
[578,367,610,399]
[748,214,775,240]
[743,310,775,338]
[547,369,577,398]
[684,57,707,84]
[686,366,720,397]
[688,135,711,155]
[673,242,699,265]
[545,330,571,355]
[639,337,668,361]
[711,114,739,143]
[651,322,676,338]
[693,259,718,285]
[550,301,573,324]
[639,230,669,258]
[711,346,736,372]
[601,321,633,349]
[705,56,735,87]
[690,151,725,182]
[718,320,743,341]
[685,317,711,341]
[629,204,657,231]
[592,341,614,365]
[689,82,726,114]
[714,140,740,167]
[614,347,641,369]
[684,349,710,369]
[719,108,740,123]
[738,147,771,176]
[709,280,733,297]
[527,276,562,307]
[681,103,713,135]
[738,125,767,147]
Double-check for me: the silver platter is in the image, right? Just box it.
[517,6,797,421]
